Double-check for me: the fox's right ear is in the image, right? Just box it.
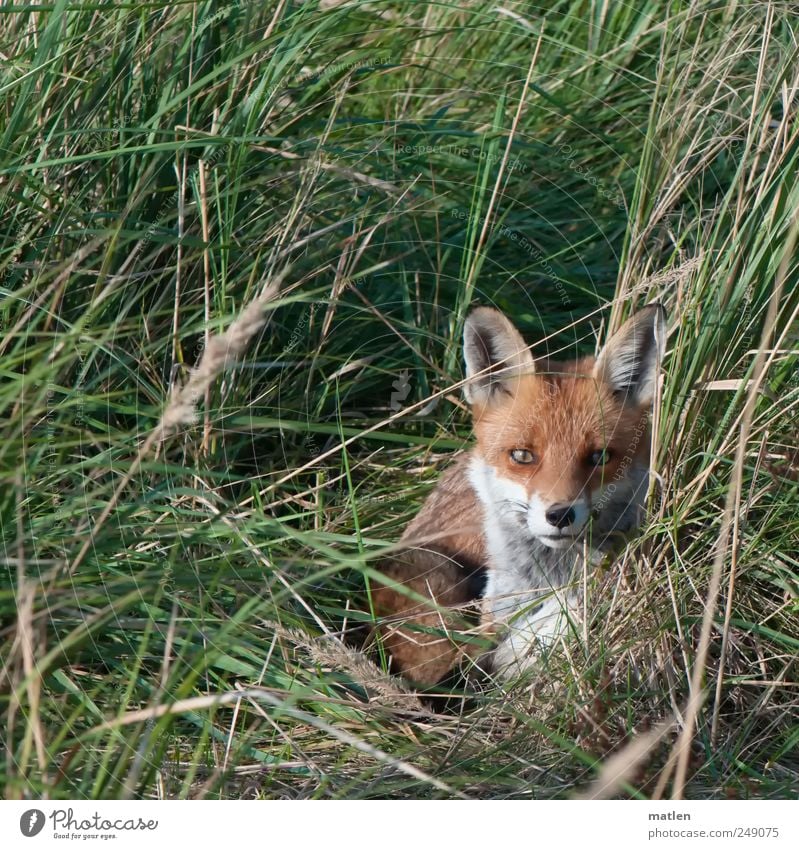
[463,307,534,405]
[593,303,667,406]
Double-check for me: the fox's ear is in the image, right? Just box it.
[593,304,667,406]
[463,307,534,405]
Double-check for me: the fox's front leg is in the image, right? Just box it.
[371,548,487,686]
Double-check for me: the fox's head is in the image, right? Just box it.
[463,305,666,550]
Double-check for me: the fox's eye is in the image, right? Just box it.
[510,448,537,464]
[589,448,612,466]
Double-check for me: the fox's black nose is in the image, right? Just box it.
[545,504,575,528]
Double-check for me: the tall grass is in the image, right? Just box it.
[1,0,797,799]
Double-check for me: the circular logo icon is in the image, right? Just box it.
[20,810,45,837]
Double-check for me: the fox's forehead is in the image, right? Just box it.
[473,363,627,453]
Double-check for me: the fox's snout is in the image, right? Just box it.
[525,491,592,548]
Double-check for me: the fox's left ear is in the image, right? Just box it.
[593,304,667,406]
[463,306,534,405]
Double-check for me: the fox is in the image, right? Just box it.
[372,303,666,686]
